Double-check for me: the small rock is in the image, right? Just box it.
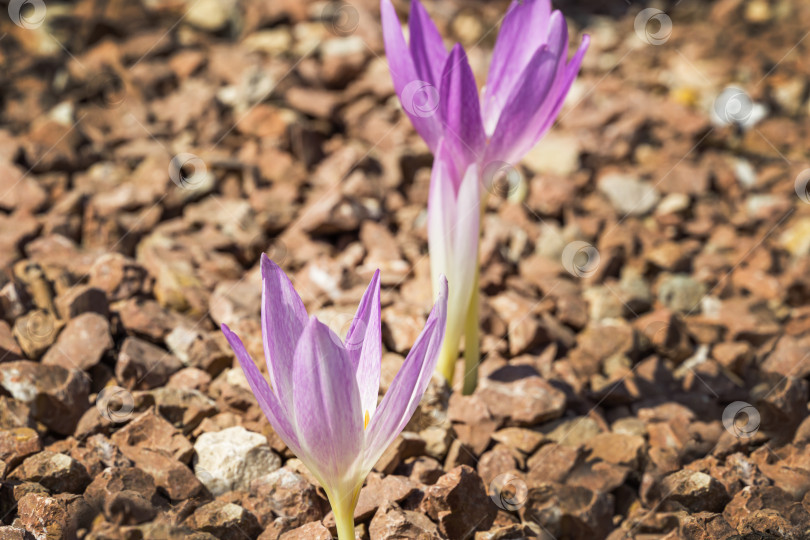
[54,285,109,320]
[85,466,157,510]
[658,274,706,313]
[585,432,646,468]
[85,467,158,525]
[143,386,218,433]
[88,253,151,301]
[659,470,729,513]
[17,493,89,540]
[41,312,113,371]
[523,132,582,177]
[420,465,497,538]
[9,451,91,493]
[184,501,262,540]
[111,407,194,464]
[278,521,333,540]
[116,337,184,390]
[369,502,441,540]
[0,320,23,362]
[492,428,545,455]
[118,445,206,501]
[598,172,660,216]
[194,426,281,496]
[478,376,566,426]
[251,468,324,528]
[115,298,179,341]
[526,443,580,486]
[12,309,59,360]
[0,396,34,430]
[0,361,89,435]
[0,427,42,469]
[521,483,613,539]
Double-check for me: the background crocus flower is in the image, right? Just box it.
[221,255,447,540]
[381,0,588,392]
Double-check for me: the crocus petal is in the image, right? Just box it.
[381,0,442,152]
[221,323,301,454]
[486,13,584,166]
[364,277,447,469]
[427,139,456,296]
[292,316,364,483]
[439,44,486,180]
[260,254,308,412]
[532,34,590,142]
[483,0,552,134]
[408,0,447,86]
[345,270,382,422]
[450,163,481,313]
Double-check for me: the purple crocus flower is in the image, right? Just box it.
[381,0,588,392]
[221,255,447,539]
[381,0,589,171]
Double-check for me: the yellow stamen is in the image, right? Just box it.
[364,410,369,430]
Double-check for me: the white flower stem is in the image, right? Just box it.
[462,265,480,395]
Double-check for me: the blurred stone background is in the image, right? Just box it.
[1,0,810,538]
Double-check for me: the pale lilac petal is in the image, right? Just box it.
[485,12,567,165]
[439,44,486,176]
[221,324,301,454]
[531,34,590,141]
[345,270,382,421]
[450,163,481,315]
[364,277,447,469]
[260,254,308,412]
[292,317,364,482]
[408,0,447,86]
[483,0,552,134]
[381,0,442,152]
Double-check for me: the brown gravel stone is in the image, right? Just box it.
[117,445,206,501]
[277,521,333,540]
[491,427,545,455]
[139,386,218,433]
[41,312,113,371]
[658,470,729,513]
[184,501,262,540]
[478,375,566,427]
[325,474,419,526]
[369,502,441,540]
[17,492,93,540]
[115,297,180,342]
[421,465,497,538]
[110,407,193,463]
[585,432,646,468]
[249,467,324,528]
[116,337,184,390]
[527,443,580,486]
[374,432,426,475]
[0,361,89,435]
[12,309,60,360]
[88,253,152,301]
[0,427,42,469]
[521,483,613,539]
[0,320,23,362]
[85,466,157,509]
[55,286,109,320]
[9,451,90,494]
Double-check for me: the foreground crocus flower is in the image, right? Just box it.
[221,255,447,540]
[382,0,588,392]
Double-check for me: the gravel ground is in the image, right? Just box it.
[1,0,810,538]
